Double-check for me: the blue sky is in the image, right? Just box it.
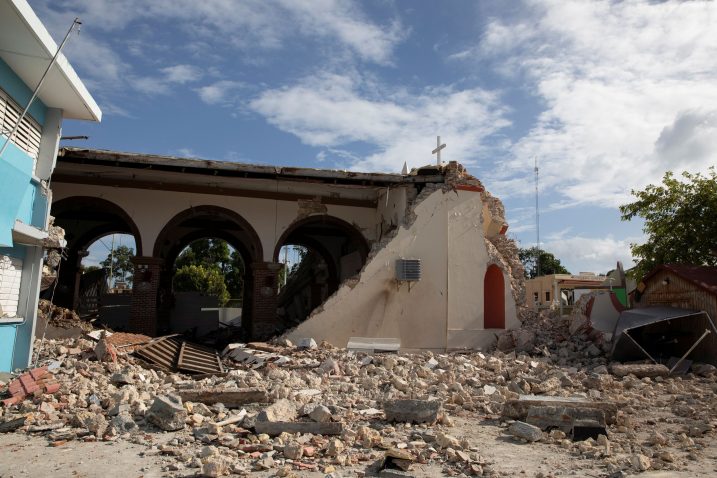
[30,0,717,274]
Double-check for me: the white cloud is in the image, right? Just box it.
[470,0,717,207]
[197,80,245,105]
[31,0,405,65]
[542,234,639,275]
[250,72,511,172]
[161,65,202,84]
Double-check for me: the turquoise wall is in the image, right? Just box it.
[0,57,47,125]
[0,324,18,372]
[0,137,35,247]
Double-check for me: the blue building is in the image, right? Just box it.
[0,0,101,372]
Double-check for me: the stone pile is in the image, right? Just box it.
[0,330,716,477]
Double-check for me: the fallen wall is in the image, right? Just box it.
[284,185,520,351]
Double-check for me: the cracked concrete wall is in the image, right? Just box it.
[285,187,520,351]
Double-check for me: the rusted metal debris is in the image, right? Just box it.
[134,335,224,375]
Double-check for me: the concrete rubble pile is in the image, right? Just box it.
[1,327,717,477]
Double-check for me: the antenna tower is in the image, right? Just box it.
[534,157,540,277]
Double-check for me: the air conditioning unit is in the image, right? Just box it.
[395,258,421,281]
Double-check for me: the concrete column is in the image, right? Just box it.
[248,261,282,340]
[129,256,163,336]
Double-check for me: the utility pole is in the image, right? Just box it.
[108,234,115,289]
[535,157,541,277]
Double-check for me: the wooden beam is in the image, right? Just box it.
[52,173,378,208]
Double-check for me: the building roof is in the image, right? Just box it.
[57,147,446,186]
[0,0,101,121]
[643,264,717,296]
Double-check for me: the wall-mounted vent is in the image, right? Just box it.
[396,258,421,281]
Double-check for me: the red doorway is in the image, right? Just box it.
[484,264,505,329]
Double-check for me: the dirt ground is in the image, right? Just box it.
[3,409,717,478]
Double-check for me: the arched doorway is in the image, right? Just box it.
[273,215,369,331]
[484,264,505,329]
[51,197,142,313]
[153,206,262,337]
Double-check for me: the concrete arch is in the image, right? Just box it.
[272,215,369,264]
[52,196,143,255]
[484,263,505,329]
[153,205,263,264]
[50,196,143,310]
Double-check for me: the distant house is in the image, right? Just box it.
[0,0,100,372]
[525,272,609,313]
[635,264,717,321]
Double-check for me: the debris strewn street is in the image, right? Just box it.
[2,308,717,477]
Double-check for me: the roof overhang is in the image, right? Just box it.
[0,0,101,121]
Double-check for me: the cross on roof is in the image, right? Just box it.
[432,136,446,165]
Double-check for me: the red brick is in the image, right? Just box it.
[29,367,48,380]
[44,383,61,394]
[1,396,22,407]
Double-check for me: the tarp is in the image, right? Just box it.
[611,306,717,366]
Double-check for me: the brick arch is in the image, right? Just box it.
[484,263,505,329]
[153,205,262,263]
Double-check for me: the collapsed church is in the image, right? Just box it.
[50,147,525,351]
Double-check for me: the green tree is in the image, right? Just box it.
[519,247,570,279]
[100,245,135,286]
[174,239,244,304]
[173,264,230,305]
[620,168,717,279]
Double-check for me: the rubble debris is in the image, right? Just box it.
[503,395,619,425]
[253,421,343,436]
[526,405,606,435]
[2,317,716,477]
[610,362,670,378]
[508,420,543,442]
[146,395,187,431]
[2,367,59,406]
[383,399,441,424]
[0,416,26,433]
[176,388,267,407]
[135,336,224,374]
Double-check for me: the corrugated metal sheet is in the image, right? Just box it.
[135,336,224,375]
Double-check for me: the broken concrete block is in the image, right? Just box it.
[309,404,332,423]
[435,431,461,449]
[610,363,669,378]
[110,372,133,385]
[72,410,108,437]
[384,399,441,424]
[257,398,297,423]
[283,441,303,460]
[326,438,345,456]
[297,338,317,349]
[0,417,26,433]
[503,395,618,425]
[526,405,606,434]
[253,421,343,437]
[176,388,267,408]
[111,412,138,434]
[508,421,543,442]
[146,394,187,431]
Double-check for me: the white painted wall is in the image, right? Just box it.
[52,183,378,261]
[285,188,519,351]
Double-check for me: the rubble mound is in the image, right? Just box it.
[38,299,93,334]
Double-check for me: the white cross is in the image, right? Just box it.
[432,136,446,165]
